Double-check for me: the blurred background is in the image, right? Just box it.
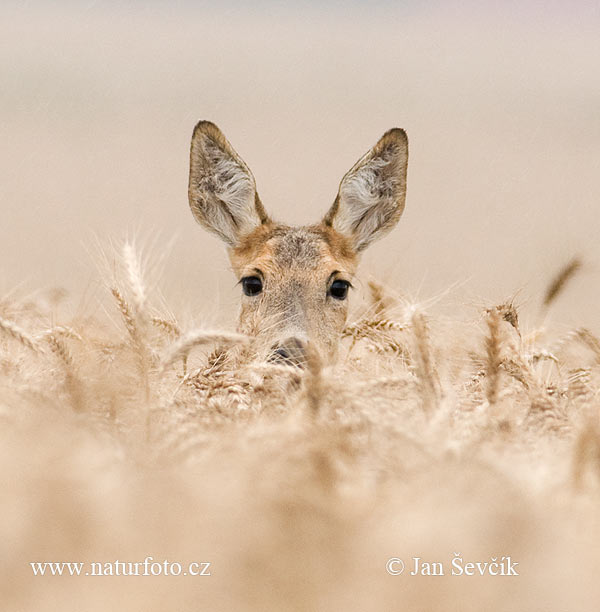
[1,0,599,330]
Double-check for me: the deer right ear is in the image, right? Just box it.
[323,128,408,252]
[188,121,270,247]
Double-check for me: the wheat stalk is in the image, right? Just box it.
[573,419,600,490]
[484,309,502,406]
[411,310,439,414]
[368,280,389,317]
[111,288,139,341]
[123,241,147,314]
[303,344,324,419]
[543,257,582,308]
[575,328,600,364]
[0,317,39,352]
[151,317,181,337]
[343,319,405,338]
[38,326,83,342]
[46,333,84,412]
[111,282,152,439]
[160,330,249,372]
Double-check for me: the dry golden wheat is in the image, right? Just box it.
[3,247,600,612]
[0,316,39,352]
[543,256,582,308]
[484,308,502,406]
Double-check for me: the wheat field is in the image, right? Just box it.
[2,242,600,611]
[3,2,600,610]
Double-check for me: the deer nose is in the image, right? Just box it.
[268,337,307,367]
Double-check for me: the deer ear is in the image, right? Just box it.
[188,121,270,247]
[323,128,408,252]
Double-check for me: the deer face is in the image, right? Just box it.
[188,121,408,366]
[229,223,357,365]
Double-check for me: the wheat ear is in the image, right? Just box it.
[160,330,249,372]
[485,309,502,406]
[0,317,39,352]
[543,257,581,308]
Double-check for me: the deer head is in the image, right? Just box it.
[188,121,408,366]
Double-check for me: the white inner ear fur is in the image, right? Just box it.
[334,143,406,251]
[200,138,258,235]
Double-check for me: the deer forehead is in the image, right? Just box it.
[230,224,357,278]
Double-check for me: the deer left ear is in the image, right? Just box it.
[323,128,408,252]
[188,121,270,247]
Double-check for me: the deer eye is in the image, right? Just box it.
[241,276,263,296]
[329,279,350,300]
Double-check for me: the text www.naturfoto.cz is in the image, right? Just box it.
[30,558,211,577]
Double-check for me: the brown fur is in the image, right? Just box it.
[188,121,408,363]
[229,223,358,361]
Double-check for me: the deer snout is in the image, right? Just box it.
[268,337,307,368]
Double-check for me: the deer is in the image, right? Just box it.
[188,121,408,367]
